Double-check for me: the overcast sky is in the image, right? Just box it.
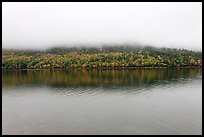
[2,2,202,51]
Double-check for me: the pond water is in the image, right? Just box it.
[2,68,202,135]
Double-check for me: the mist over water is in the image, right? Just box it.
[2,2,202,51]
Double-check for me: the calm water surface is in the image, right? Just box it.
[2,69,202,135]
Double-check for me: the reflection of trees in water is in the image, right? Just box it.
[2,68,202,87]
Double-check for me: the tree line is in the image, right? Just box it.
[2,45,202,69]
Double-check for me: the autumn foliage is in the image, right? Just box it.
[2,46,202,69]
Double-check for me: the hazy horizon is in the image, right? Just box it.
[2,2,202,51]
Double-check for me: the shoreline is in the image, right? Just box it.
[2,66,202,71]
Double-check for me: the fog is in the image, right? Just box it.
[2,2,202,51]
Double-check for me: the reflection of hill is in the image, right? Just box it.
[2,69,202,88]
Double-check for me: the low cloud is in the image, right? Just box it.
[2,2,202,51]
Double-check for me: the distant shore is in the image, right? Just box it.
[2,66,202,71]
[2,46,202,70]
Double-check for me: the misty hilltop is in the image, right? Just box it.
[2,3,202,51]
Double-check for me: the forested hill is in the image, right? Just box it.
[2,46,202,69]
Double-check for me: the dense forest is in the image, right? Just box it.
[2,45,202,69]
